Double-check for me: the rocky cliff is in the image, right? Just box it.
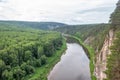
[94,29,115,80]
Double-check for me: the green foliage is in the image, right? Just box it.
[0,23,64,80]
[13,66,26,80]
[35,59,42,67]
[20,62,35,75]
[55,24,110,51]
[37,46,44,58]
[41,55,47,65]
[106,1,120,80]
[106,32,120,80]
[44,43,55,57]
[26,39,67,80]
[24,50,32,62]
[2,70,13,80]
[110,1,120,28]
[0,59,6,79]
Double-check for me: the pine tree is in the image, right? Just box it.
[106,0,120,80]
[110,0,120,29]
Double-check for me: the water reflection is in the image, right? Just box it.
[48,43,91,80]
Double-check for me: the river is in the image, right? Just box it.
[48,43,91,80]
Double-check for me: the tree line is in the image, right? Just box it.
[106,0,120,80]
[0,25,63,80]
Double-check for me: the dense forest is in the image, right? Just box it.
[106,0,120,80]
[55,24,110,52]
[0,23,64,80]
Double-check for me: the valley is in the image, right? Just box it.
[0,0,120,80]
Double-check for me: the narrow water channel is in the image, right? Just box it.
[48,43,91,80]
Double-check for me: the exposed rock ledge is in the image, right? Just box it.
[94,29,114,80]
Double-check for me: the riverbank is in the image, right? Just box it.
[25,39,67,80]
[65,35,97,80]
[48,43,91,80]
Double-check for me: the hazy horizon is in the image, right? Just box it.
[0,0,118,24]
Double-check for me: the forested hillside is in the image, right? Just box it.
[0,0,120,80]
[106,0,120,80]
[55,24,110,51]
[0,21,66,30]
[55,0,120,80]
[55,23,111,80]
[0,24,64,80]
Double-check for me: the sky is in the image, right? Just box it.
[0,0,118,24]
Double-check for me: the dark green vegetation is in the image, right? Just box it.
[27,39,66,80]
[0,21,66,30]
[55,24,110,52]
[110,0,120,29]
[106,32,120,80]
[106,0,120,80]
[0,23,64,80]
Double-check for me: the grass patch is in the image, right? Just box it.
[25,39,67,80]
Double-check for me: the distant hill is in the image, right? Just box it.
[0,20,67,30]
[55,23,110,51]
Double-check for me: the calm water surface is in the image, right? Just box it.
[48,43,91,80]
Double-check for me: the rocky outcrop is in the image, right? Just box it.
[84,36,95,45]
[94,29,114,80]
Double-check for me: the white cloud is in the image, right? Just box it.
[0,0,118,24]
